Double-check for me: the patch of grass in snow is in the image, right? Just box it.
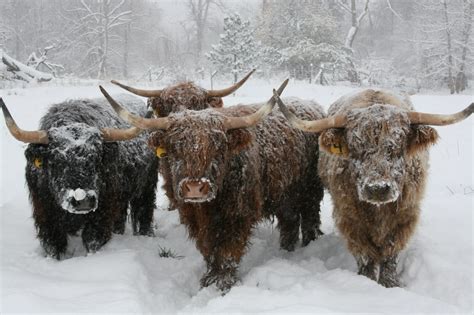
[158,245,184,259]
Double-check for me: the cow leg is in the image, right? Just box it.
[112,201,128,235]
[34,205,68,260]
[356,256,377,281]
[201,256,239,294]
[299,184,324,247]
[37,224,68,260]
[379,255,401,288]
[199,216,253,293]
[82,209,113,253]
[130,175,157,236]
[277,208,300,252]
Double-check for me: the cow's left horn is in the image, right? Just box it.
[111,80,162,98]
[0,98,49,144]
[273,93,347,133]
[408,103,474,126]
[100,86,170,130]
[223,79,289,130]
[100,127,143,142]
[206,69,255,98]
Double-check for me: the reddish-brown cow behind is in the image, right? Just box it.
[110,70,255,117]
[274,89,473,288]
[100,83,326,293]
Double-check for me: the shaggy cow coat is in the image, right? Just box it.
[318,89,439,287]
[24,96,158,259]
[148,97,325,292]
[147,82,223,117]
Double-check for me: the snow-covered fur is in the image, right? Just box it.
[25,95,158,259]
[147,82,223,117]
[318,89,439,287]
[149,97,325,292]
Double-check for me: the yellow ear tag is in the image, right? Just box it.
[34,158,43,168]
[156,146,167,158]
[330,143,345,155]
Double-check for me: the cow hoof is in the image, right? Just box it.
[133,229,155,237]
[200,271,238,294]
[378,276,402,288]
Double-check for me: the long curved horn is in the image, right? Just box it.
[99,86,170,130]
[223,79,289,130]
[0,98,49,144]
[408,103,474,126]
[100,127,142,142]
[101,110,154,141]
[274,93,347,133]
[111,80,163,98]
[206,69,256,98]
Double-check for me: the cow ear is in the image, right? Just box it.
[407,125,438,155]
[208,97,223,108]
[148,130,166,149]
[319,128,349,157]
[227,128,253,154]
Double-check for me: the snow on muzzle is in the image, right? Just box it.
[60,188,98,214]
[178,177,217,203]
[358,178,400,206]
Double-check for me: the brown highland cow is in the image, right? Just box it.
[274,89,473,287]
[99,82,326,293]
[110,69,255,117]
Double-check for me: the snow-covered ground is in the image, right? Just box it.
[1,81,472,313]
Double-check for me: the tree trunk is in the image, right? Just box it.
[1,49,53,82]
[441,0,455,94]
[455,0,472,93]
[344,0,370,49]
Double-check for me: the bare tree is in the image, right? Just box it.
[441,0,456,93]
[336,0,370,50]
[455,0,473,92]
[185,0,221,64]
[414,0,470,92]
[65,0,131,78]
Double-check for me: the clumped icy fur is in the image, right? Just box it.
[149,97,325,293]
[26,95,158,259]
[318,89,435,287]
[147,82,223,117]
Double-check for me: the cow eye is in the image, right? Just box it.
[156,146,167,158]
[33,157,43,169]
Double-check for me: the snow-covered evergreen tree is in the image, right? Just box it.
[206,14,259,83]
[255,0,357,82]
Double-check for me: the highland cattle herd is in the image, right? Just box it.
[1,70,473,294]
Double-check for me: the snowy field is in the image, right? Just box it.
[1,81,472,313]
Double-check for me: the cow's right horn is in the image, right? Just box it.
[408,103,474,126]
[111,80,162,98]
[206,69,255,98]
[273,93,347,133]
[222,78,289,130]
[0,98,49,144]
[100,86,170,130]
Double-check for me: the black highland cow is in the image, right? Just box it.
[100,83,326,293]
[1,95,158,259]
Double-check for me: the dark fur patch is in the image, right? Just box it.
[25,96,159,259]
[147,82,217,117]
[153,98,326,292]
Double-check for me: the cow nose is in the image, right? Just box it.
[365,183,391,201]
[64,188,98,212]
[70,194,97,211]
[181,179,211,199]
